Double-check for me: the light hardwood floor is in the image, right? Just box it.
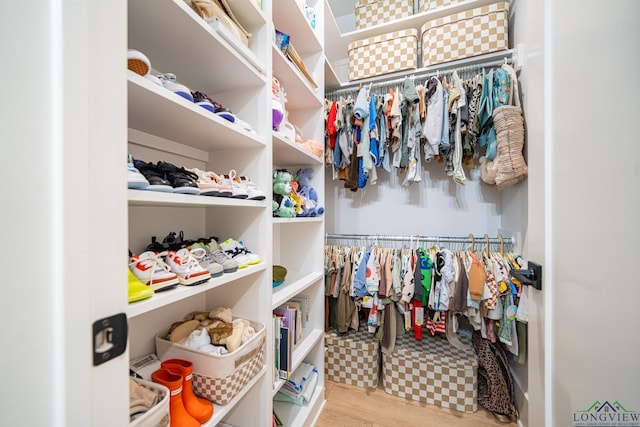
[316,380,510,427]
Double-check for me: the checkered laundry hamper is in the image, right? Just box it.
[155,320,265,405]
[354,0,413,30]
[421,2,509,67]
[325,327,380,388]
[348,29,418,81]
[382,333,478,413]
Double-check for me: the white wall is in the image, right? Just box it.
[548,1,640,425]
[325,166,504,237]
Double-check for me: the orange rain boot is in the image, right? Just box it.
[161,358,214,424]
[151,369,200,427]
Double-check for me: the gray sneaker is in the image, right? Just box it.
[203,239,238,273]
[188,244,224,277]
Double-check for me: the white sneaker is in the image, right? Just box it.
[236,240,261,264]
[165,248,211,286]
[127,154,149,189]
[238,175,266,200]
[219,238,251,268]
[187,167,221,197]
[129,251,179,292]
[221,170,248,199]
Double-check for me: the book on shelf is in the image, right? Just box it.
[274,306,298,345]
[288,295,309,328]
[285,43,318,89]
[284,301,303,343]
[279,324,291,380]
[273,314,281,376]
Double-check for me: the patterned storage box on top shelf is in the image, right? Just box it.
[421,2,509,67]
[382,333,478,413]
[348,29,418,81]
[325,327,379,388]
[354,0,413,30]
[418,0,467,13]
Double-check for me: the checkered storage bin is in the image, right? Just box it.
[382,333,478,413]
[155,320,265,405]
[325,328,380,388]
[348,29,418,81]
[354,0,413,30]
[418,0,467,13]
[421,2,509,67]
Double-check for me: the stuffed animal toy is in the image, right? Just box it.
[272,169,297,218]
[295,168,324,217]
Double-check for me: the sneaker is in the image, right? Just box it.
[202,238,238,273]
[219,238,251,268]
[133,159,174,193]
[204,171,233,197]
[127,49,151,76]
[156,162,201,195]
[129,251,180,292]
[187,167,223,197]
[187,243,224,277]
[127,154,149,189]
[161,231,188,251]
[235,239,261,265]
[220,238,261,268]
[221,170,248,199]
[191,91,215,113]
[128,269,154,303]
[157,73,194,103]
[238,175,265,200]
[165,248,212,286]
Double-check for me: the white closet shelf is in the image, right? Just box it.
[272,270,323,309]
[273,384,325,427]
[128,189,268,209]
[290,328,323,374]
[273,378,286,397]
[272,0,322,56]
[272,216,324,224]
[128,72,266,151]
[223,0,267,29]
[272,132,323,167]
[324,57,341,92]
[128,0,266,94]
[203,367,267,427]
[325,0,507,64]
[326,49,516,92]
[272,45,322,110]
[127,263,267,318]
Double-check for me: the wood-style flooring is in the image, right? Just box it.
[316,380,509,427]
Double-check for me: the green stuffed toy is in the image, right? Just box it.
[273,169,297,218]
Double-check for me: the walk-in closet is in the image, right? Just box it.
[3,1,640,427]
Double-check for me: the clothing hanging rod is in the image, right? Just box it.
[325,233,514,248]
[326,49,514,98]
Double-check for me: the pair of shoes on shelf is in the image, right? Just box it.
[131,158,200,195]
[191,91,236,123]
[144,232,237,277]
[129,247,212,288]
[219,238,261,269]
[188,168,265,200]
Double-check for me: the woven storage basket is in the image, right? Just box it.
[130,378,170,427]
[325,327,380,388]
[155,320,265,405]
[354,0,413,30]
[348,29,418,81]
[421,2,509,67]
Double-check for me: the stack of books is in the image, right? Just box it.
[275,29,318,89]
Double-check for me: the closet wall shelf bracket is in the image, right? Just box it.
[511,261,542,290]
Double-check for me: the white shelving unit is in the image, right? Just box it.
[271,0,327,425]
[126,0,325,425]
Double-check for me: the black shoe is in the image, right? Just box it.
[133,159,174,193]
[156,161,201,195]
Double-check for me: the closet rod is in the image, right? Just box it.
[326,50,514,98]
[325,233,514,247]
